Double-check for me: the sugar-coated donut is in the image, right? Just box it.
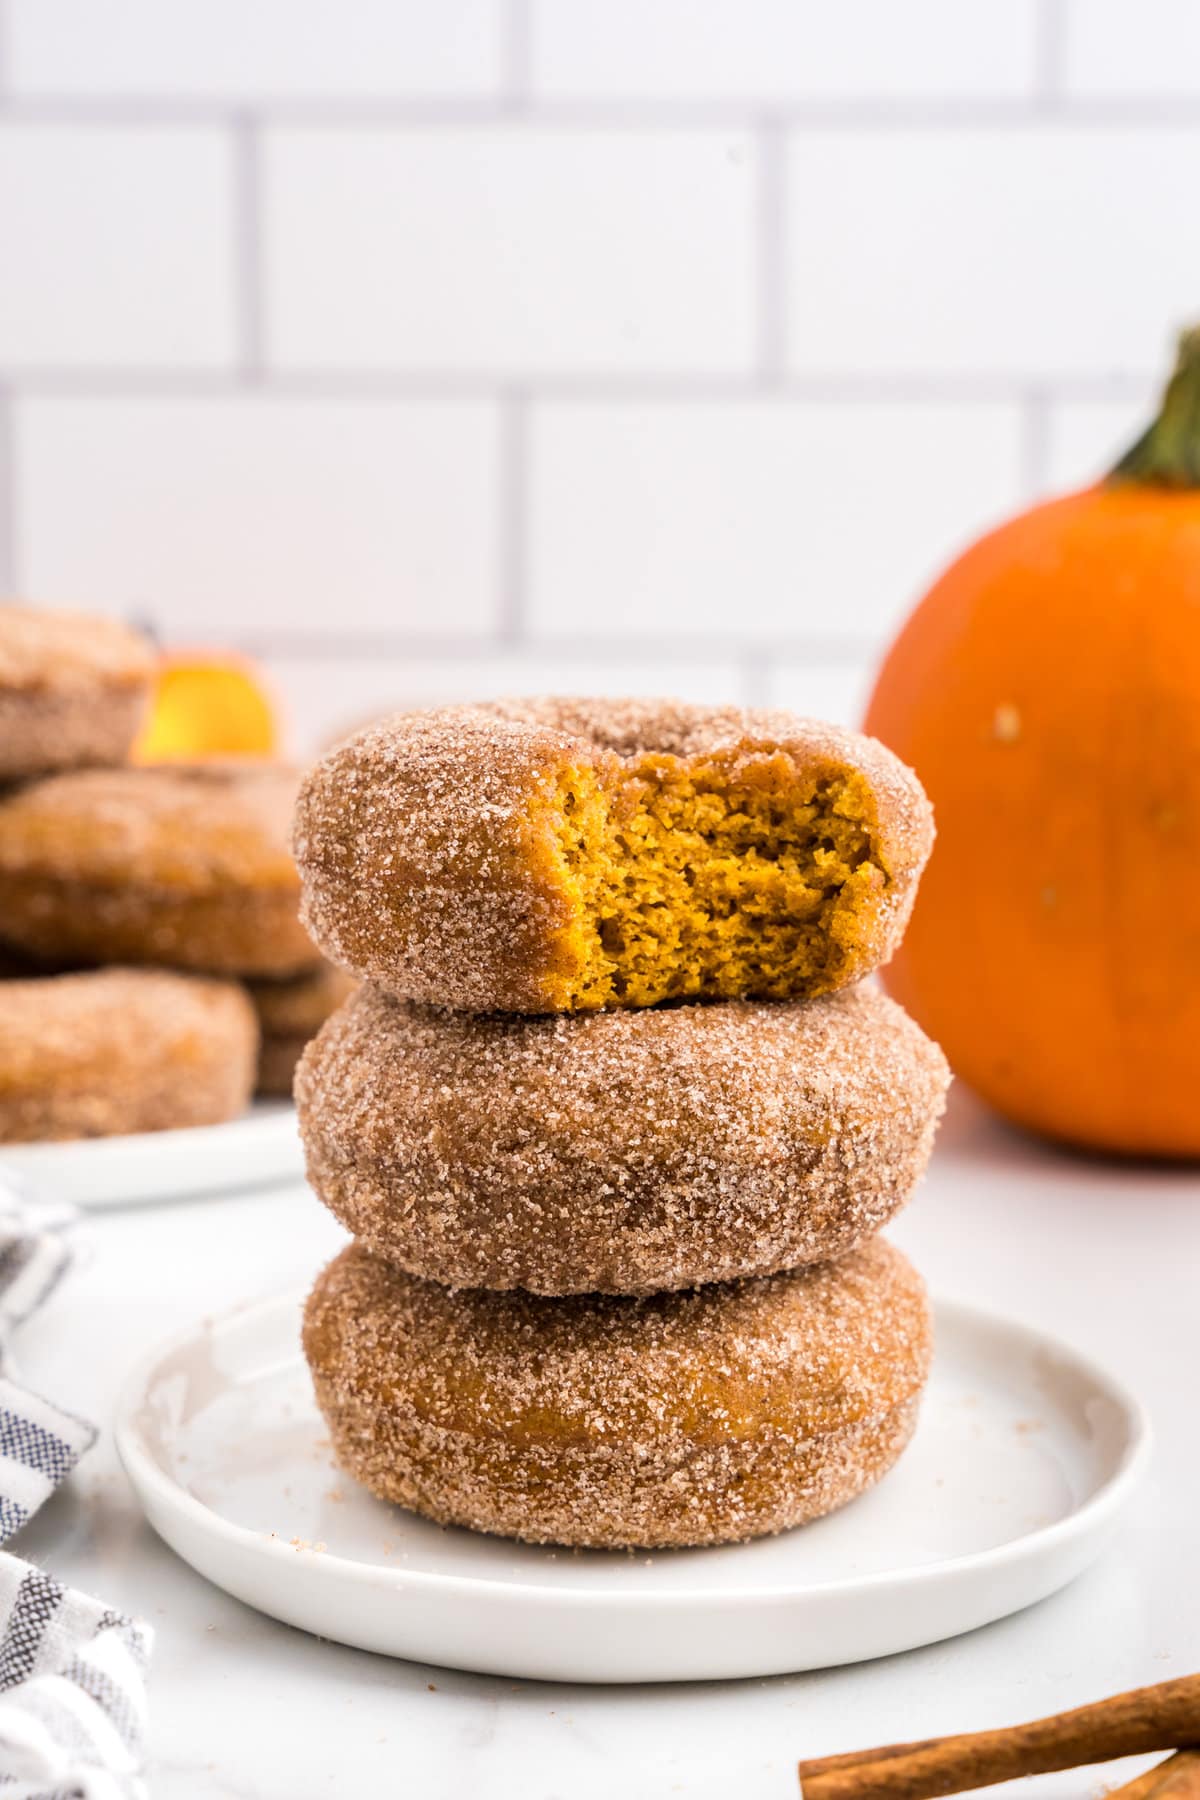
[297,983,949,1294]
[246,961,356,1097]
[0,762,316,976]
[303,1237,932,1550]
[0,968,258,1141]
[0,604,155,780]
[294,698,933,1014]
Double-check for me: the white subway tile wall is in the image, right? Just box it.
[530,1,1040,100]
[17,396,499,637]
[0,1,1186,750]
[261,652,747,755]
[7,1,506,99]
[528,401,1023,643]
[264,128,757,374]
[786,129,1200,380]
[0,126,235,369]
[1043,393,1161,493]
[1064,0,1200,98]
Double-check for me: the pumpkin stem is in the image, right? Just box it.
[1108,326,1200,488]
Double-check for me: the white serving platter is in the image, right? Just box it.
[115,1291,1150,1684]
[0,1102,304,1208]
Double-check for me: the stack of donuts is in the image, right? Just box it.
[294,698,951,1551]
[295,694,949,1555]
[0,604,349,1143]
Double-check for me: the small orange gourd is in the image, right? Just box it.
[133,651,279,764]
[865,327,1200,1157]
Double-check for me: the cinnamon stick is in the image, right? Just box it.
[797,1676,1200,1800]
[1130,1752,1200,1800]
[1101,1757,1186,1800]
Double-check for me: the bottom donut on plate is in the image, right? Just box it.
[302,1236,932,1550]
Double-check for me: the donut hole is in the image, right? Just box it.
[551,752,886,1010]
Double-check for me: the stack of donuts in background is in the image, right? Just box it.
[0,603,348,1143]
[294,698,951,1550]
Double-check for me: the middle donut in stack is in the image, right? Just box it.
[294,698,950,1550]
[297,983,946,1296]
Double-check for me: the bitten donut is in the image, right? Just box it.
[303,1237,932,1550]
[297,983,950,1294]
[0,762,316,976]
[0,604,155,780]
[246,961,356,1097]
[0,968,258,1141]
[294,697,934,1013]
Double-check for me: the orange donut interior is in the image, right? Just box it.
[547,749,886,1010]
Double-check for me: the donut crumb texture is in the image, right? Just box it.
[550,753,881,1008]
[294,699,933,1013]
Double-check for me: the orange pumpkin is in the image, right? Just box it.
[865,327,1200,1157]
[133,652,279,764]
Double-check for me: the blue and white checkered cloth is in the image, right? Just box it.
[0,1179,151,1800]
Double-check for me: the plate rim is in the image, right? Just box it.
[0,1100,303,1208]
[114,1287,1153,1612]
[0,1098,298,1166]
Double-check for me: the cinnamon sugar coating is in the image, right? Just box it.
[303,1237,932,1549]
[0,967,258,1141]
[293,697,934,1014]
[0,762,317,976]
[0,604,155,779]
[246,961,356,1097]
[297,983,950,1294]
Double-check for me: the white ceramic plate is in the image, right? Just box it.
[0,1103,304,1209]
[115,1291,1150,1684]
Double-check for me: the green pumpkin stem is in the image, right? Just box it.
[1108,326,1200,488]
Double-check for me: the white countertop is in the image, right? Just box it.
[13,1088,1198,1800]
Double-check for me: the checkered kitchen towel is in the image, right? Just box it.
[0,1178,152,1800]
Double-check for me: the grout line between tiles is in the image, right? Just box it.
[496,389,529,645]
[755,118,787,383]
[0,386,13,592]
[232,113,264,380]
[0,371,1158,405]
[739,648,772,707]
[503,0,532,110]
[226,631,878,666]
[1034,0,1068,104]
[3,97,1200,128]
[1019,386,1053,499]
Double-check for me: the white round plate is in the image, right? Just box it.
[116,1291,1150,1685]
[0,1103,303,1209]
